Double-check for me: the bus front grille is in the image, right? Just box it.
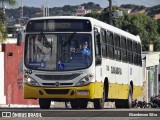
[36,74,80,80]
[44,89,69,94]
[42,83,73,86]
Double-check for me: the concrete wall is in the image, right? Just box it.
[3,43,37,105]
[0,52,6,104]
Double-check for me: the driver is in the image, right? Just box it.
[80,41,91,56]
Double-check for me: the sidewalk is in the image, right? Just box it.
[0,104,39,108]
[0,102,115,108]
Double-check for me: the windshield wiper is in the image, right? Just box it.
[40,32,51,48]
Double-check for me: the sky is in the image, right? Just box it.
[7,0,160,8]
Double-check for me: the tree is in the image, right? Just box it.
[0,0,16,21]
[0,21,7,42]
[86,6,160,51]
[85,11,101,20]
[0,0,16,6]
[0,0,16,42]
[114,13,159,51]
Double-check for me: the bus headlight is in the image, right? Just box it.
[76,76,90,86]
[24,77,40,86]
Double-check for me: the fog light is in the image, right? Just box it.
[77,90,89,95]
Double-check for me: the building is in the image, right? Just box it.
[122,8,132,14]
[142,51,160,102]
[0,36,37,106]
[74,6,91,16]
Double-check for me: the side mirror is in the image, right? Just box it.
[96,56,102,65]
[17,32,22,46]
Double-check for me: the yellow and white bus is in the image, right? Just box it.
[18,16,143,109]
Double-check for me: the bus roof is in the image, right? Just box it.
[28,16,141,43]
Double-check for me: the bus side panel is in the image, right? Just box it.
[101,58,116,98]
[116,61,129,99]
[132,66,143,99]
[94,65,103,98]
[93,82,103,98]
[133,86,143,99]
[108,83,129,99]
[101,58,116,84]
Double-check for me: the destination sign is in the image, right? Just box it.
[26,19,91,32]
[47,22,71,30]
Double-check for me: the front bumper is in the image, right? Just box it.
[24,83,95,100]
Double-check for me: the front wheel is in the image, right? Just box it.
[65,101,71,108]
[39,98,51,109]
[70,99,79,109]
[79,99,88,109]
[93,87,105,109]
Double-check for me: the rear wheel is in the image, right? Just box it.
[39,98,51,109]
[115,100,124,108]
[124,86,132,108]
[93,87,105,109]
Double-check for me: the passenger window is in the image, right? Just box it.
[114,34,121,61]
[107,31,114,59]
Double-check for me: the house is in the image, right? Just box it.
[74,6,91,16]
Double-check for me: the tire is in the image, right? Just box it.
[115,100,124,108]
[65,101,71,108]
[93,87,105,109]
[124,86,132,108]
[79,99,88,109]
[70,99,79,109]
[39,98,51,109]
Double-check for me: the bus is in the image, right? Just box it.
[17,16,143,109]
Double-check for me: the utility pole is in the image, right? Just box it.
[108,0,113,25]
[42,0,49,17]
[20,0,23,18]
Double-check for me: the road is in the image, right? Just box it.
[0,107,160,120]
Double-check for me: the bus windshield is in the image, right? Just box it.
[24,33,92,71]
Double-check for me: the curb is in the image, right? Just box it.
[0,104,39,108]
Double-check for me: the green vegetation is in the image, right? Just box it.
[0,21,7,42]
[81,2,101,10]
[86,6,160,51]
[120,4,146,11]
[0,0,16,42]
[1,2,160,51]
[114,13,159,51]
[147,5,160,17]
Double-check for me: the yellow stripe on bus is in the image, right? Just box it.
[108,83,142,99]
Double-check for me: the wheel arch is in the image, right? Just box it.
[130,81,133,95]
[104,77,109,101]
